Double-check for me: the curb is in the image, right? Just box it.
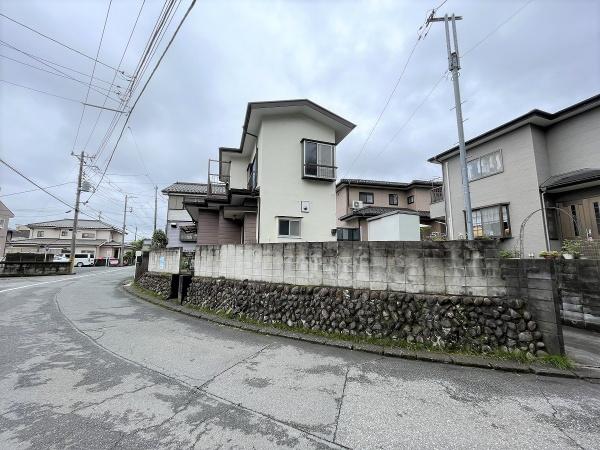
[122,283,584,380]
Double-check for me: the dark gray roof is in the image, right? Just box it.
[161,182,208,195]
[337,179,441,190]
[26,219,119,230]
[339,206,429,221]
[541,168,600,190]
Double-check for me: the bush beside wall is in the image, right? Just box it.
[136,272,171,299]
[185,277,547,357]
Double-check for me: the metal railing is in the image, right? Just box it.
[303,163,337,180]
[207,159,230,197]
[431,186,444,204]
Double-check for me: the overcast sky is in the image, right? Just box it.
[1,0,599,238]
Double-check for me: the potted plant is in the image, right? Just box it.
[539,250,560,260]
[561,239,582,259]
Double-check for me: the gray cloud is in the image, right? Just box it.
[1,0,599,237]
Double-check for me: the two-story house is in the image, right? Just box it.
[183,99,355,244]
[0,200,15,257]
[428,93,600,256]
[161,182,207,251]
[335,179,445,241]
[6,219,126,258]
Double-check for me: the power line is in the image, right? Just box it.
[462,0,535,57]
[0,53,121,96]
[71,0,113,152]
[82,0,146,151]
[0,78,81,103]
[87,0,197,202]
[0,12,125,75]
[0,181,76,197]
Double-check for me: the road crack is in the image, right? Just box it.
[538,384,585,449]
[332,366,351,443]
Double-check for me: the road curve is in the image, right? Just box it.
[1,268,599,449]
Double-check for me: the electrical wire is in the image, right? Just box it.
[0,181,76,197]
[0,78,81,103]
[0,12,126,75]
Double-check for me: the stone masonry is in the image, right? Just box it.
[137,272,172,299]
[185,278,547,357]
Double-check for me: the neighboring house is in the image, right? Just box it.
[6,219,127,258]
[428,93,600,256]
[0,200,15,257]
[161,182,207,251]
[335,179,445,241]
[183,99,355,244]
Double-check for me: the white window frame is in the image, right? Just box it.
[61,230,68,237]
[277,217,301,238]
[303,140,336,180]
[81,232,96,239]
[467,149,504,181]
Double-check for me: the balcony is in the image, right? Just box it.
[207,159,230,198]
[303,163,337,181]
[179,225,197,243]
[430,186,444,204]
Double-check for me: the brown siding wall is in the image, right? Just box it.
[218,210,242,244]
[196,211,219,245]
[243,213,257,244]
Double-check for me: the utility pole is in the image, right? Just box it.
[153,185,158,233]
[428,13,474,240]
[69,151,85,273]
[134,226,138,241]
[120,195,128,267]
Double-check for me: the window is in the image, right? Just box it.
[37,230,44,237]
[168,196,184,210]
[389,194,398,206]
[470,204,511,238]
[81,232,96,239]
[247,157,257,190]
[337,228,360,241]
[467,150,503,181]
[303,140,336,179]
[594,202,600,234]
[359,192,374,204]
[61,230,68,237]
[0,218,4,229]
[407,195,415,204]
[278,218,301,238]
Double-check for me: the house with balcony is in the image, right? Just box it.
[335,179,444,241]
[183,99,355,244]
[428,93,600,256]
[5,219,127,258]
[161,182,207,250]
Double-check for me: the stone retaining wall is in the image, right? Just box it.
[185,277,548,357]
[0,261,70,277]
[136,272,172,299]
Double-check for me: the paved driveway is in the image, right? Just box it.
[1,269,599,449]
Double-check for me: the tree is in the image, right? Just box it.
[131,239,144,251]
[151,229,167,249]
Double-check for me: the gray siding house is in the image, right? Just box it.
[161,182,207,251]
[429,93,600,256]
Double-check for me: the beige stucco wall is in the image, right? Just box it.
[257,115,337,243]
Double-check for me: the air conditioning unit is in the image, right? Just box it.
[352,200,364,210]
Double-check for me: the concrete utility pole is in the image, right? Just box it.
[134,226,138,241]
[120,195,128,267]
[69,151,85,273]
[153,185,158,232]
[428,13,474,240]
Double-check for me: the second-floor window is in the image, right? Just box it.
[389,194,398,206]
[61,230,68,237]
[247,158,257,191]
[81,232,96,239]
[168,196,184,210]
[359,192,374,204]
[467,149,503,181]
[37,230,44,237]
[407,195,415,204]
[303,140,336,180]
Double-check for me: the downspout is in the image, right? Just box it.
[540,188,550,252]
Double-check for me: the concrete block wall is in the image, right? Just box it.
[148,248,181,274]
[499,259,563,354]
[557,259,600,331]
[195,240,504,295]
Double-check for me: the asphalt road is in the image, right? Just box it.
[1,268,599,449]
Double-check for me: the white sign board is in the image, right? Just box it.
[159,256,166,269]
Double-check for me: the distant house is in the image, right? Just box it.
[161,182,207,251]
[428,93,600,256]
[183,99,355,244]
[0,200,15,257]
[335,179,445,241]
[6,219,127,259]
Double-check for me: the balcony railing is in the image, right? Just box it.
[207,159,230,197]
[303,163,337,180]
[431,186,444,204]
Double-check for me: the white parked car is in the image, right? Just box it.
[53,254,69,263]
[54,254,95,267]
